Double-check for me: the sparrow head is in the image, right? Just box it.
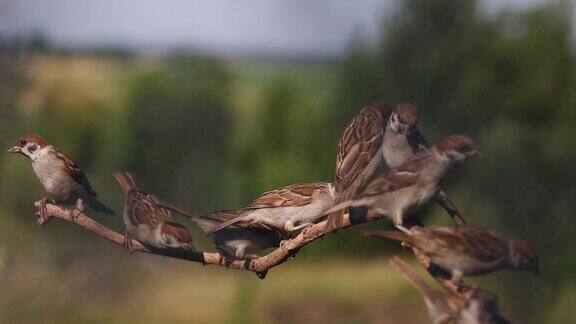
[435,135,480,163]
[389,103,419,135]
[509,238,540,275]
[7,134,49,161]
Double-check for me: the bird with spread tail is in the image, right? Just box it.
[7,134,114,220]
[324,134,479,230]
[370,226,539,284]
[205,182,336,241]
[325,104,468,233]
[113,171,195,252]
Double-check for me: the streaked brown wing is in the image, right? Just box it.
[207,209,245,222]
[334,105,387,195]
[425,227,508,263]
[53,148,97,197]
[126,190,173,227]
[460,228,508,263]
[248,183,327,209]
[325,106,388,231]
[359,169,419,198]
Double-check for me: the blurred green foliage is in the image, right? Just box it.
[0,0,575,322]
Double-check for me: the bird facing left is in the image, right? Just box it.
[7,134,114,219]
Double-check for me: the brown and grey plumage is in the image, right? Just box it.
[205,182,336,239]
[371,226,539,282]
[7,134,114,215]
[325,104,468,233]
[384,104,467,226]
[324,135,479,228]
[113,171,195,252]
[325,104,390,232]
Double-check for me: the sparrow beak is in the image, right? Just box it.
[7,146,20,153]
[467,150,481,159]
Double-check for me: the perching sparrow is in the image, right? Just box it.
[456,289,511,324]
[324,104,390,232]
[157,204,280,259]
[371,226,539,284]
[325,104,467,233]
[205,182,336,240]
[324,135,479,228]
[384,103,467,226]
[388,256,462,323]
[113,171,195,252]
[389,256,510,324]
[7,134,114,219]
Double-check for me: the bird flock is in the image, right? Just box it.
[7,103,539,323]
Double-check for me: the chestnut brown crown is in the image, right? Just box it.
[7,134,49,153]
[394,103,420,126]
[12,134,48,149]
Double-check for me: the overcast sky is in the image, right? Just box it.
[0,0,565,57]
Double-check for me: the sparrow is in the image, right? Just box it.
[456,289,511,324]
[370,226,539,284]
[7,134,114,219]
[389,256,510,324]
[388,256,462,323]
[113,171,195,252]
[158,204,280,259]
[324,103,390,232]
[324,134,479,229]
[325,104,467,233]
[384,103,467,227]
[205,182,336,240]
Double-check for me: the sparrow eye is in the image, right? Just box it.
[20,140,26,146]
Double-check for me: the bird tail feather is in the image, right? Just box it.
[88,197,115,215]
[323,198,369,218]
[388,256,435,299]
[113,171,139,193]
[205,216,244,236]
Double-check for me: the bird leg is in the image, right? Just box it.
[450,270,464,289]
[123,232,135,254]
[395,224,411,234]
[35,198,54,227]
[72,198,85,222]
[235,246,259,260]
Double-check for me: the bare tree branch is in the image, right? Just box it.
[35,201,361,278]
